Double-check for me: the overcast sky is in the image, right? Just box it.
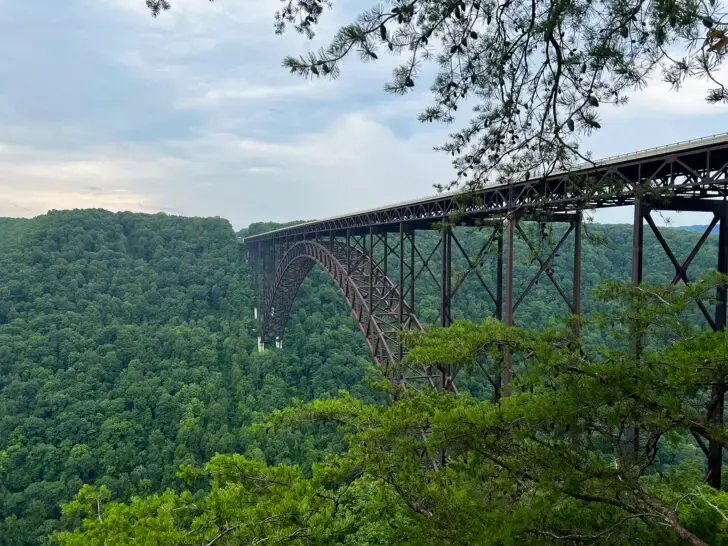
[1,0,726,230]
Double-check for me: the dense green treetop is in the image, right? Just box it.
[0,209,724,544]
[239,220,311,239]
[0,210,378,545]
[53,278,728,545]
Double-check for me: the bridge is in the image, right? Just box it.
[245,133,728,484]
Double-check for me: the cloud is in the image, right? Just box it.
[0,143,166,217]
[608,66,728,118]
[0,112,454,228]
[0,0,725,231]
[175,80,324,109]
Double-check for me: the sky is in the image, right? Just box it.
[0,0,726,230]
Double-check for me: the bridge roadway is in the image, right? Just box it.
[245,133,728,488]
[245,132,728,243]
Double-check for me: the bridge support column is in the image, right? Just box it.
[408,230,416,316]
[573,212,582,338]
[626,200,645,457]
[500,213,582,398]
[398,224,405,376]
[493,223,504,401]
[632,197,728,488]
[709,201,727,489]
[440,226,453,391]
[346,229,351,276]
[503,217,515,397]
[368,227,374,331]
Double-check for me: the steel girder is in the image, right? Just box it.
[630,197,728,488]
[244,134,728,245]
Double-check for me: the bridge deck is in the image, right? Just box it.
[245,133,728,243]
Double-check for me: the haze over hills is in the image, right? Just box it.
[678,224,720,235]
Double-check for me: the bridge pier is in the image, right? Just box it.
[439,226,452,391]
[714,200,728,490]
[504,216,514,397]
[632,196,728,489]
[500,212,583,396]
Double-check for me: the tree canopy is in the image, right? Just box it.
[52,277,728,545]
[148,0,726,187]
[3,210,728,544]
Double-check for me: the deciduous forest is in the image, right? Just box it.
[1,209,727,544]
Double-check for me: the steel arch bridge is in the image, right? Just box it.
[246,133,728,485]
[258,236,451,391]
[259,239,428,382]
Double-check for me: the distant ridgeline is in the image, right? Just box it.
[0,209,721,545]
[679,224,720,235]
[237,220,310,239]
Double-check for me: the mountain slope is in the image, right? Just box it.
[0,210,376,545]
[0,210,722,544]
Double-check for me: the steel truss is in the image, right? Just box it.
[248,134,728,487]
[257,216,582,395]
[245,134,728,245]
[259,238,441,391]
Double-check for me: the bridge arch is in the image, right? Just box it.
[259,240,424,380]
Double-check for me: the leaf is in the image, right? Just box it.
[567,118,575,131]
[380,25,387,40]
[587,96,599,107]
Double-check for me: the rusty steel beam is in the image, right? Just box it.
[573,213,582,338]
[245,134,728,244]
[708,201,728,489]
[503,217,515,397]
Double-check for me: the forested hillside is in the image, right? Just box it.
[0,210,723,544]
[0,210,378,545]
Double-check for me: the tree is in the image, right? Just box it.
[54,276,728,545]
[148,0,727,187]
[270,276,728,544]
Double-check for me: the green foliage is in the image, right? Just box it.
[2,210,726,544]
[239,220,310,239]
[0,211,380,545]
[55,275,728,545]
